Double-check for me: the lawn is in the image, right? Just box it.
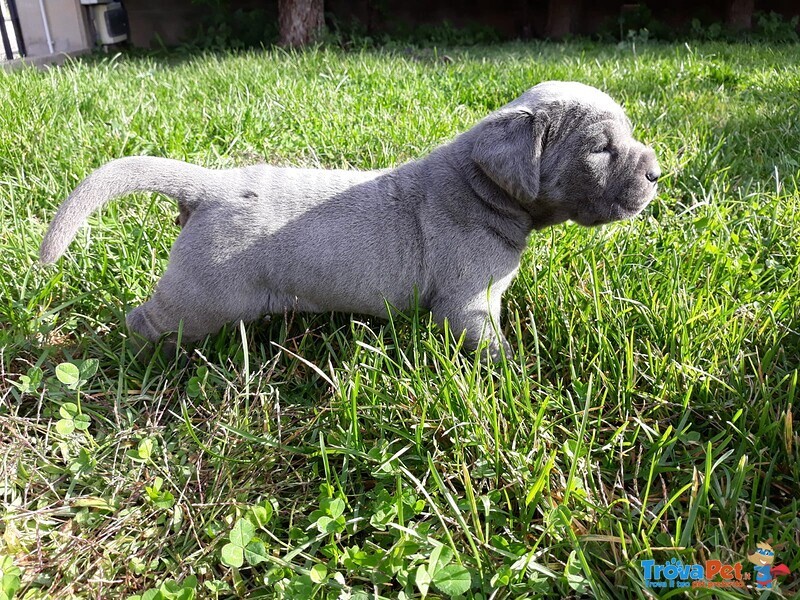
[1,40,798,599]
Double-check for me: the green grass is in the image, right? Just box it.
[1,40,799,599]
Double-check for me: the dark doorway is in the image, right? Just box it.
[0,0,25,60]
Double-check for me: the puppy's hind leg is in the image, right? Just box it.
[126,294,216,356]
[124,266,234,353]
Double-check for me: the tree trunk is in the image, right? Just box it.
[278,0,324,47]
[726,0,754,31]
[545,0,580,39]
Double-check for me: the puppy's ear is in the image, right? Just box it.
[471,109,548,205]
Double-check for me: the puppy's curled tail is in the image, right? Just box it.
[40,156,221,263]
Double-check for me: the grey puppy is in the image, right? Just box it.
[40,81,660,359]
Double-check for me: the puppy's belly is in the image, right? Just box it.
[263,255,425,318]
[176,229,426,319]
[254,205,427,317]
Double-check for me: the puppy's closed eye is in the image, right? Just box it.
[591,139,613,154]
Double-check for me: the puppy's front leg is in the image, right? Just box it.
[431,298,511,362]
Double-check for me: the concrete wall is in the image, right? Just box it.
[16,0,91,58]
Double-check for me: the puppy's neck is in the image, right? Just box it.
[460,157,565,233]
[523,200,569,230]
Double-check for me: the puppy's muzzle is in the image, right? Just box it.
[642,148,661,184]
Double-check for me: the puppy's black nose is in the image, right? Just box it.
[645,168,661,183]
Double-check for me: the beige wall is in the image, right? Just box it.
[16,0,91,57]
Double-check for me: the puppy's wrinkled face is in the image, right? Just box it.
[471,82,659,230]
[539,101,660,227]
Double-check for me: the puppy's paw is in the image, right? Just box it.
[480,335,513,364]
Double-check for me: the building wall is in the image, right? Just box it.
[16,0,90,57]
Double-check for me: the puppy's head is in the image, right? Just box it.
[471,81,660,228]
